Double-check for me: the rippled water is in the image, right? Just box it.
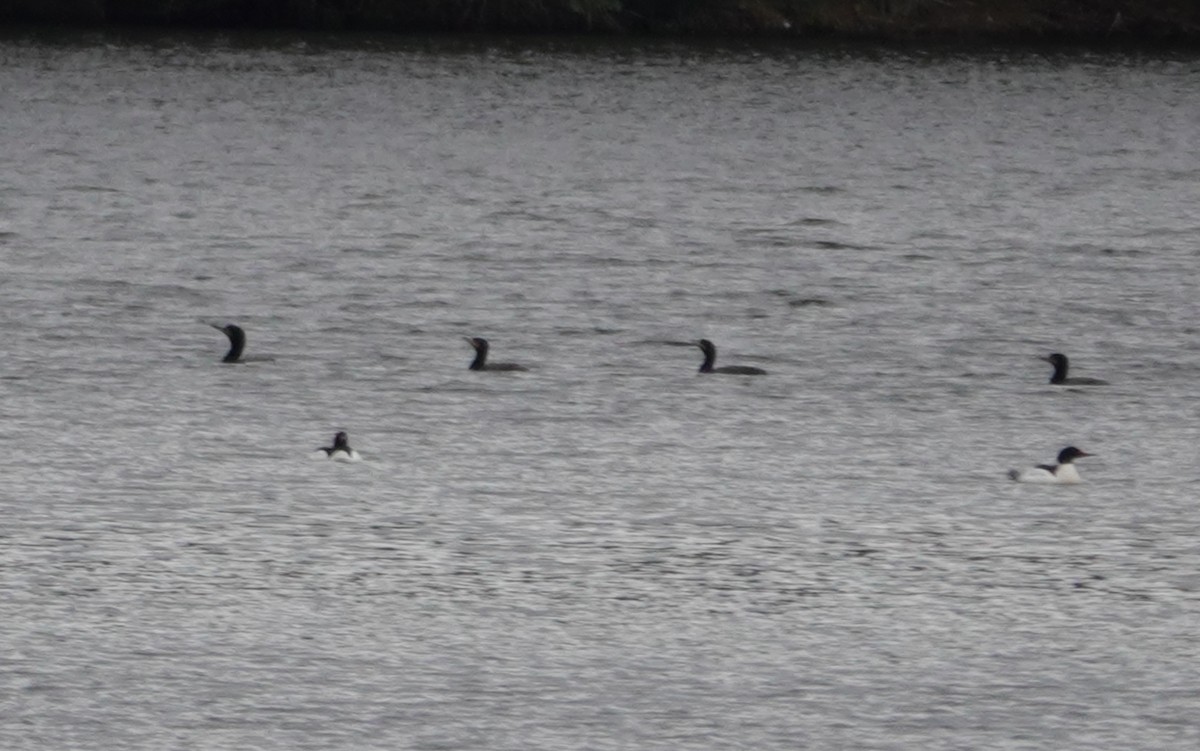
[2,30,1199,750]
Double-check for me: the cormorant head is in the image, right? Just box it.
[210,323,246,362]
[465,337,490,369]
[210,323,244,339]
[1042,353,1069,383]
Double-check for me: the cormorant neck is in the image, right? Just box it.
[469,343,488,370]
[1049,358,1067,384]
[698,344,716,373]
[223,329,245,363]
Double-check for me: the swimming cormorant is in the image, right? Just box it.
[696,339,766,375]
[211,323,246,363]
[1044,353,1107,385]
[466,337,527,372]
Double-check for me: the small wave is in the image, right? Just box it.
[482,208,561,223]
[812,240,866,250]
[788,297,832,308]
[61,184,120,193]
[789,217,842,227]
[907,229,963,242]
[556,327,622,337]
[635,338,696,348]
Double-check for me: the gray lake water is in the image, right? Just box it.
[2,30,1200,750]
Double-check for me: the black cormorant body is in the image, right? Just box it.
[466,337,527,372]
[696,339,766,375]
[1044,353,1107,385]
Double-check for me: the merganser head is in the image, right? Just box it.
[1057,446,1092,464]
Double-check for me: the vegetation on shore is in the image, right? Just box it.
[3,0,1200,41]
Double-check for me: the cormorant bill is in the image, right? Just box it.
[696,339,767,375]
[466,337,527,372]
[210,323,246,363]
[1043,353,1107,385]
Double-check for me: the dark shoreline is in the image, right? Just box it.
[3,1,1200,45]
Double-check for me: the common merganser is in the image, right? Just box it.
[696,339,767,375]
[466,337,527,372]
[317,431,361,462]
[1008,446,1092,483]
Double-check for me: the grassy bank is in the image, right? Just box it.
[3,0,1200,41]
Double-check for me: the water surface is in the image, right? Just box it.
[2,31,1199,750]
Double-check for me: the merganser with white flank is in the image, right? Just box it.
[316,431,362,462]
[1008,446,1092,483]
